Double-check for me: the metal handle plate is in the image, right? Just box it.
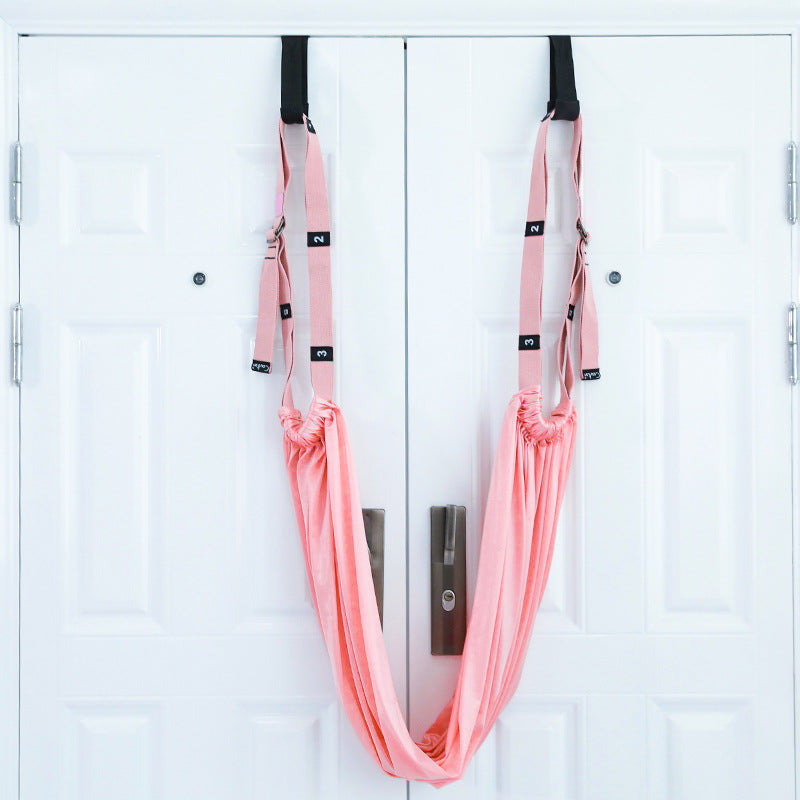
[430,505,467,655]
[362,508,385,626]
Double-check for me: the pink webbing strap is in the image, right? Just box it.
[518,112,599,394]
[252,117,334,403]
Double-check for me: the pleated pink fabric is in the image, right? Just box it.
[253,111,599,785]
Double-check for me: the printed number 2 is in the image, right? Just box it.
[525,220,544,237]
[308,231,330,247]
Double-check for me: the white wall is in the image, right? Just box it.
[0,0,798,34]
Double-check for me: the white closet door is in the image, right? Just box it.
[19,36,406,800]
[407,36,793,799]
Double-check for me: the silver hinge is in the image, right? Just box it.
[789,142,797,224]
[11,142,21,225]
[789,303,798,385]
[11,303,21,385]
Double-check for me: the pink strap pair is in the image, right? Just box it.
[519,111,600,395]
[253,118,334,407]
[253,112,597,784]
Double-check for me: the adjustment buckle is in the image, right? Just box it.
[267,216,286,244]
[576,218,589,243]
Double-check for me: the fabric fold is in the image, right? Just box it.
[278,389,577,784]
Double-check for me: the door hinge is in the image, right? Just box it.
[11,303,21,385]
[11,141,21,225]
[789,142,797,224]
[789,303,798,385]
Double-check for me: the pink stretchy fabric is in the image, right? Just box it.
[253,112,599,785]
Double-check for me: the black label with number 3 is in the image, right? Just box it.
[518,335,541,351]
[310,346,334,362]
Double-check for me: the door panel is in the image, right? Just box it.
[19,36,406,799]
[407,36,793,798]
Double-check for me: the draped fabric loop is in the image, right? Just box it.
[252,110,599,785]
[280,399,337,448]
[516,389,577,446]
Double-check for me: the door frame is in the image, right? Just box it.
[0,19,18,800]
[1,18,798,800]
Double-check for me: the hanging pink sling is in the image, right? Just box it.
[252,35,599,785]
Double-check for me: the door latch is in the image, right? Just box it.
[789,303,798,385]
[789,142,797,224]
[11,142,21,226]
[430,505,467,655]
[11,303,21,385]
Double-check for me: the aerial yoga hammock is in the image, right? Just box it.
[252,35,599,785]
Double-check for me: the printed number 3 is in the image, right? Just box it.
[317,349,328,358]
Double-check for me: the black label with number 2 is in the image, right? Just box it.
[307,231,331,247]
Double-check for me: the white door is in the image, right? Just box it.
[407,36,794,799]
[19,36,407,799]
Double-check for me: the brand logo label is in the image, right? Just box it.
[310,346,334,362]
[306,118,316,134]
[518,335,541,351]
[307,231,331,247]
[567,304,575,320]
[251,360,271,374]
[525,220,545,237]
[581,368,601,381]
[280,303,292,319]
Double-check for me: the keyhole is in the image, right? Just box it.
[442,589,456,612]
[193,272,206,286]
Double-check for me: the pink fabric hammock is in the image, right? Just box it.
[252,109,599,785]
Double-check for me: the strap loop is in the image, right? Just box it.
[546,36,580,122]
[280,36,309,124]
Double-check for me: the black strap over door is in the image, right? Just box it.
[546,36,580,121]
[280,35,309,124]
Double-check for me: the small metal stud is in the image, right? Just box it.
[606,270,622,286]
[193,272,206,286]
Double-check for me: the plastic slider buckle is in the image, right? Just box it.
[267,216,286,244]
[576,218,589,243]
